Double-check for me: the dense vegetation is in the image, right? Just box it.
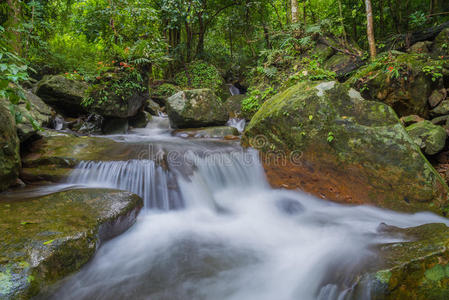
[2,0,448,92]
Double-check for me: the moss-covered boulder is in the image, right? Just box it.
[243,81,449,214]
[173,126,239,139]
[431,99,449,116]
[225,94,246,119]
[324,53,359,77]
[88,91,146,119]
[0,103,21,191]
[406,121,447,155]
[433,28,449,57]
[0,188,142,299]
[20,131,131,183]
[350,52,444,118]
[36,75,88,117]
[166,89,228,128]
[145,99,161,115]
[408,41,432,54]
[353,223,449,299]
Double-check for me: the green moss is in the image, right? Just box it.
[376,270,392,284]
[425,264,449,282]
[174,61,224,97]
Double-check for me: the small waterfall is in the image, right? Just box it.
[229,84,241,96]
[68,160,183,210]
[227,118,246,133]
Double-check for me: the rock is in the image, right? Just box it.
[242,81,449,214]
[0,103,21,191]
[353,223,449,299]
[311,42,335,60]
[431,99,449,116]
[73,114,103,135]
[324,53,359,77]
[145,99,161,115]
[407,41,432,54]
[428,88,447,108]
[400,115,425,126]
[225,94,247,119]
[129,111,152,128]
[173,126,239,139]
[432,27,449,57]
[166,89,228,128]
[0,188,142,299]
[350,52,444,118]
[431,115,449,126]
[88,91,146,119]
[36,75,88,117]
[406,121,447,155]
[102,118,128,134]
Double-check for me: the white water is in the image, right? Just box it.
[226,118,246,133]
[50,135,449,300]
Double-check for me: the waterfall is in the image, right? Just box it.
[226,118,246,133]
[229,84,241,96]
[68,160,183,210]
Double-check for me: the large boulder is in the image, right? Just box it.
[406,121,447,155]
[166,89,228,128]
[243,81,449,214]
[324,53,360,77]
[36,75,88,117]
[350,52,444,118]
[0,102,21,191]
[353,223,449,299]
[0,188,142,299]
[88,92,146,119]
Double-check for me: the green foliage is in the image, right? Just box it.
[327,131,335,143]
[174,60,224,94]
[422,65,444,82]
[241,87,276,117]
[151,83,181,99]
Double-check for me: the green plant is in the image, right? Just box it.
[422,65,444,82]
[174,60,224,95]
[241,87,276,117]
[327,131,335,143]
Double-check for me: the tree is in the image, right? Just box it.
[291,0,298,23]
[365,0,376,59]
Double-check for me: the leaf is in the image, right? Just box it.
[20,221,33,225]
[43,239,55,245]
[308,115,313,120]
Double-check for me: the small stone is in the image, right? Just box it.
[406,120,447,155]
[400,115,425,126]
[429,89,447,108]
[431,100,449,117]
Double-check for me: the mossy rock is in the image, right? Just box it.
[242,81,449,215]
[311,42,335,60]
[0,188,143,299]
[166,89,228,128]
[173,126,239,139]
[0,102,21,191]
[88,90,146,119]
[150,83,181,105]
[353,223,449,299]
[145,99,161,115]
[350,52,446,118]
[406,121,447,155]
[431,99,449,117]
[433,28,449,57]
[323,53,359,77]
[36,75,88,117]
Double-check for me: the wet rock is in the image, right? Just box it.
[88,91,146,119]
[166,89,228,128]
[102,118,128,134]
[428,89,447,108]
[400,115,425,126]
[173,126,239,139]
[36,75,88,117]
[276,198,304,215]
[225,94,247,119]
[353,223,449,299]
[73,114,103,135]
[432,28,449,57]
[145,99,161,115]
[129,111,152,128]
[0,103,21,191]
[243,81,449,214]
[406,121,447,155]
[431,115,449,126]
[431,99,449,117]
[0,188,142,299]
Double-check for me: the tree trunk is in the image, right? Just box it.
[196,14,206,58]
[338,0,348,45]
[6,0,21,55]
[291,0,298,23]
[365,0,377,59]
[302,0,307,27]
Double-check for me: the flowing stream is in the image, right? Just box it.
[44,117,449,300]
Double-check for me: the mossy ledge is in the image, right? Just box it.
[0,188,143,299]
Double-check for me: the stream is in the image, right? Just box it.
[34,116,449,300]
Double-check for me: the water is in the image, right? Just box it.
[226,118,246,133]
[228,84,241,96]
[35,116,449,300]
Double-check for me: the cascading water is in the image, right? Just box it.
[226,118,246,133]
[47,129,449,300]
